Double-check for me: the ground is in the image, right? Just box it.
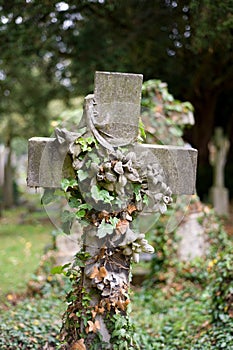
[0,202,233,349]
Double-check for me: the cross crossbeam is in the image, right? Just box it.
[27,71,197,193]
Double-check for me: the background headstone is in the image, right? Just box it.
[208,127,230,216]
[176,208,209,261]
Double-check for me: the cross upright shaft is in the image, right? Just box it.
[92,71,143,146]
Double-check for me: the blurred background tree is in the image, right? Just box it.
[0,0,232,205]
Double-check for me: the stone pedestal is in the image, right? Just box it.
[209,186,229,216]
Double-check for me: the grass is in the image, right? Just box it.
[0,204,65,349]
[0,204,232,349]
[0,294,64,350]
[0,207,53,296]
[131,281,212,348]
[0,276,213,349]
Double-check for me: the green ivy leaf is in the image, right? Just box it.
[76,136,98,152]
[133,184,142,202]
[91,185,101,201]
[61,178,78,192]
[138,119,146,141]
[97,220,114,238]
[88,152,100,163]
[91,185,114,204]
[61,210,76,223]
[61,210,76,234]
[112,328,126,338]
[61,178,70,192]
[76,209,86,218]
[69,197,82,208]
[119,341,128,350]
[109,216,119,228]
[79,203,92,210]
[41,188,56,205]
[142,194,149,205]
[50,265,64,275]
[77,169,89,181]
[74,251,91,268]
[51,263,70,275]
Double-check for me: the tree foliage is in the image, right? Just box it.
[0,0,232,169]
[1,1,232,104]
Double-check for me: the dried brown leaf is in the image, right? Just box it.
[97,306,105,314]
[106,300,111,311]
[89,266,99,279]
[116,219,129,234]
[87,320,101,333]
[69,312,78,321]
[125,299,131,307]
[89,265,108,281]
[71,338,86,350]
[116,298,131,311]
[127,203,137,214]
[97,210,110,221]
[99,266,108,278]
[91,309,97,319]
[116,300,125,311]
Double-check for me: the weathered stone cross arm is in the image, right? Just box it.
[27,72,197,195]
[27,139,197,195]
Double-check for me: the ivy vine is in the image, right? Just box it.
[47,118,173,349]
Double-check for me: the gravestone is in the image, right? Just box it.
[176,198,209,261]
[27,71,197,349]
[55,232,81,265]
[208,127,230,216]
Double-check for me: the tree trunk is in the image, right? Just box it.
[3,141,14,209]
[0,190,2,217]
[185,93,218,165]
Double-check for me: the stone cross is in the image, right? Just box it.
[27,71,197,349]
[208,127,230,216]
